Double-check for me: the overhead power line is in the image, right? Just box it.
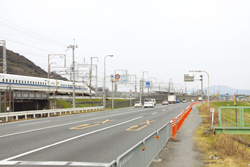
[0,36,56,53]
[0,16,66,47]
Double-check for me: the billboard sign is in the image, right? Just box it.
[184,74,194,82]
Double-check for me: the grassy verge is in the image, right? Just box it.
[194,102,250,167]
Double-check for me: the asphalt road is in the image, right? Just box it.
[0,102,191,166]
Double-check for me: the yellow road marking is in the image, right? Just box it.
[70,124,99,129]
[70,119,116,130]
[126,120,155,131]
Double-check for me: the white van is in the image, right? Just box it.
[151,99,156,105]
[144,99,155,108]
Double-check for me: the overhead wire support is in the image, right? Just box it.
[67,41,77,109]
[0,40,6,73]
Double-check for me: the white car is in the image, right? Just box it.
[134,101,142,108]
[144,99,155,108]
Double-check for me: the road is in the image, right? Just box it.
[0,103,191,166]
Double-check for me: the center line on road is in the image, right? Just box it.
[19,121,51,126]
[2,116,143,161]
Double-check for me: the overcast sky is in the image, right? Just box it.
[0,0,249,94]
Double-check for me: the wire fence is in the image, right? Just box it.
[219,106,250,128]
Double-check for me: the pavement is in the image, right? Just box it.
[150,104,203,167]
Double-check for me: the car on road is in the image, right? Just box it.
[134,101,142,108]
[162,100,169,105]
[176,99,180,103]
[182,99,187,103]
[144,99,155,108]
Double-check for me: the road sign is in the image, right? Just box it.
[146,81,151,88]
[184,74,194,82]
[110,74,114,82]
[115,74,120,80]
[120,74,128,84]
[129,89,132,95]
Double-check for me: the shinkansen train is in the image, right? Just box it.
[0,73,93,96]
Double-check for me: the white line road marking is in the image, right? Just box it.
[80,114,96,117]
[0,110,144,139]
[2,116,143,161]
[19,121,51,126]
[0,160,110,166]
[152,112,157,115]
[162,109,165,111]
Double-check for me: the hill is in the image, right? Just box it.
[188,85,250,96]
[205,85,250,95]
[0,46,67,80]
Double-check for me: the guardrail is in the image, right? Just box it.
[0,106,103,122]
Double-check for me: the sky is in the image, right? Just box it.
[0,0,249,94]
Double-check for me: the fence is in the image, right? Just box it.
[74,100,137,109]
[215,106,250,134]
[218,106,250,128]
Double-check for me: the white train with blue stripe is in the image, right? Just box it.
[0,73,94,95]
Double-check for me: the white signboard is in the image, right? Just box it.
[119,74,128,84]
[184,74,194,82]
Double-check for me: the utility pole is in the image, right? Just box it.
[0,40,7,73]
[67,42,77,109]
[90,57,98,99]
[168,79,172,94]
[142,71,148,96]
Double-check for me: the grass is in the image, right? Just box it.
[194,101,250,166]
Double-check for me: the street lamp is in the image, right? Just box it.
[142,71,148,96]
[189,70,210,107]
[103,55,113,109]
